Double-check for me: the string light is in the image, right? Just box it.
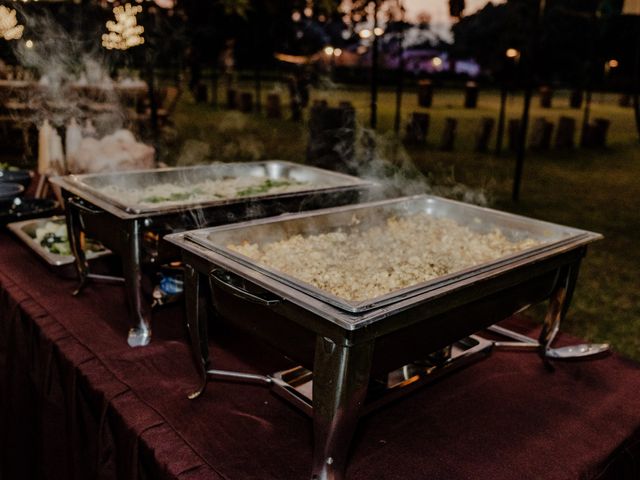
[0,6,24,41]
[505,48,520,59]
[102,3,145,50]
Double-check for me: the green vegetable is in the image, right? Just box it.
[236,179,295,197]
[40,233,71,256]
[0,162,19,172]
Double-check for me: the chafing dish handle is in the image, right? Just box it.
[209,269,282,307]
[67,197,104,215]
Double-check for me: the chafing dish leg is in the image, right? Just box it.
[311,337,374,480]
[538,262,610,363]
[123,221,153,347]
[184,264,210,399]
[539,265,576,357]
[492,262,609,361]
[65,198,90,296]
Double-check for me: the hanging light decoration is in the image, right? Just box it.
[0,6,24,41]
[153,0,176,8]
[102,3,145,50]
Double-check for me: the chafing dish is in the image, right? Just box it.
[165,194,602,480]
[50,161,375,347]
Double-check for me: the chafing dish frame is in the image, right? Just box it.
[165,194,603,480]
[49,161,376,347]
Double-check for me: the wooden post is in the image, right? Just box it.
[593,118,610,147]
[475,117,495,152]
[440,117,457,151]
[569,89,583,109]
[307,103,356,172]
[530,117,553,150]
[266,94,282,118]
[239,92,254,113]
[417,79,433,107]
[464,81,479,108]
[619,94,632,107]
[404,112,430,144]
[554,116,576,149]
[580,118,608,148]
[539,85,553,108]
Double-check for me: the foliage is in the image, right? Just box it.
[450,0,640,86]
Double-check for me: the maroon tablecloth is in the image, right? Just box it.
[2,230,640,480]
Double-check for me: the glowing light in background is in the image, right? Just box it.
[505,48,519,59]
[0,6,24,41]
[102,3,145,50]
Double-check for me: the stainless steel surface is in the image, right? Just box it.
[52,161,374,347]
[210,268,282,306]
[87,273,124,283]
[489,325,539,344]
[270,335,493,418]
[50,161,374,218]
[311,336,373,480]
[178,194,602,316]
[489,323,610,358]
[172,198,602,480]
[206,369,273,385]
[7,216,111,268]
[545,343,610,358]
[124,219,152,347]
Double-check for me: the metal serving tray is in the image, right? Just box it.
[51,161,372,217]
[7,216,110,267]
[48,161,375,347]
[184,194,601,314]
[167,195,603,480]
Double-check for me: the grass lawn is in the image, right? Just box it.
[169,81,640,360]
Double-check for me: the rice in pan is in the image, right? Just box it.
[229,214,539,301]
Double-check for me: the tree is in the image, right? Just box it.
[452,0,600,86]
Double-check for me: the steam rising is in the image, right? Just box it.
[12,7,124,132]
[351,127,489,206]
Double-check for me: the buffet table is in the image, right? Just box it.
[2,229,640,480]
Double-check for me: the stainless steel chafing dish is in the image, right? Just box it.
[165,194,603,480]
[49,161,376,347]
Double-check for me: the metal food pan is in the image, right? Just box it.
[183,194,602,313]
[52,161,373,216]
[8,216,111,268]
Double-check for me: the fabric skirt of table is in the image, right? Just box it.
[1,231,640,480]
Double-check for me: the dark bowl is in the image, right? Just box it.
[0,198,58,225]
[0,169,32,188]
[0,182,25,201]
